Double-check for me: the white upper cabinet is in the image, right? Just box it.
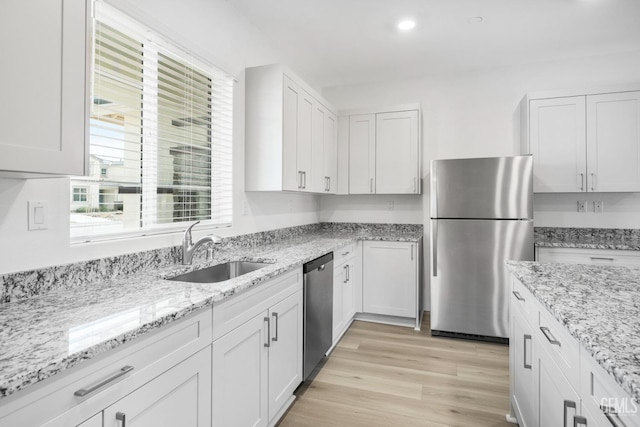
[245,64,338,193]
[348,114,376,194]
[523,87,640,192]
[586,91,640,192]
[342,105,421,195]
[529,96,587,192]
[376,110,420,194]
[0,0,88,176]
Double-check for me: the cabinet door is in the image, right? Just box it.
[103,346,211,427]
[375,111,420,194]
[297,90,314,192]
[529,97,587,192]
[0,0,87,175]
[282,76,300,191]
[349,114,376,194]
[538,337,583,427]
[586,91,640,192]
[343,260,356,322]
[324,111,338,193]
[512,305,538,427]
[332,264,346,343]
[268,290,303,422]
[213,313,269,427]
[362,241,417,318]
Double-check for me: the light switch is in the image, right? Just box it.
[28,201,48,230]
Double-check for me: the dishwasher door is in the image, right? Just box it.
[303,252,334,380]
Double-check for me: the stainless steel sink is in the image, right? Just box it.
[167,261,272,284]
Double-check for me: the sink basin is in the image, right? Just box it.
[167,261,272,284]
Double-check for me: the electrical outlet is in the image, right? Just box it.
[594,200,604,213]
[577,200,587,213]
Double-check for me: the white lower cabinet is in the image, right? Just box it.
[510,285,537,427]
[332,243,359,344]
[510,275,640,427]
[212,273,303,427]
[102,346,211,427]
[362,241,417,318]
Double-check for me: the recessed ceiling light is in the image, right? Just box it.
[397,20,416,31]
[468,16,483,24]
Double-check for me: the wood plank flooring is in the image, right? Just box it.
[277,313,513,427]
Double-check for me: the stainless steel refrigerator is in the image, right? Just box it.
[430,155,534,342]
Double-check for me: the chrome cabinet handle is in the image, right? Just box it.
[370,178,374,193]
[541,326,561,347]
[302,171,306,189]
[272,312,278,342]
[580,173,584,192]
[524,334,532,369]
[513,291,525,302]
[600,405,624,427]
[591,172,596,191]
[343,265,348,283]
[116,412,126,427]
[346,264,350,282]
[328,176,331,191]
[564,400,577,427]
[298,171,303,189]
[264,317,270,347]
[74,366,134,396]
[574,416,587,427]
[342,251,350,256]
[590,256,614,261]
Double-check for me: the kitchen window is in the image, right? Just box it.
[70,1,233,241]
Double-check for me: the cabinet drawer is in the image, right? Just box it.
[212,269,302,341]
[536,306,580,392]
[537,247,640,267]
[511,278,538,326]
[0,308,212,426]
[334,242,357,267]
[581,350,640,427]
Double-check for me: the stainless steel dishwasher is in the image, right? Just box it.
[303,252,333,380]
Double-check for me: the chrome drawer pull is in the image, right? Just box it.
[513,291,525,302]
[540,326,561,347]
[342,251,350,256]
[264,317,271,348]
[524,334,532,369]
[601,405,625,427]
[74,366,134,396]
[590,257,615,261]
[116,412,126,427]
[574,415,587,427]
[564,400,576,427]
[272,312,279,342]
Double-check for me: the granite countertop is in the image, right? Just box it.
[0,226,421,401]
[506,260,640,403]
[535,227,640,251]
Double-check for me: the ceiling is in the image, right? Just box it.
[229,0,640,88]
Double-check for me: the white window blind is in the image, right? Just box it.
[70,1,233,241]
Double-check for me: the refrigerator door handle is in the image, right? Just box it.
[432,220,438,277]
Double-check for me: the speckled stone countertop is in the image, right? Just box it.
[0,224,422,401]
[506,261,640,403]
[535,227,640,251]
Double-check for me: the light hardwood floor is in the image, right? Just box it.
[277,313,513,427]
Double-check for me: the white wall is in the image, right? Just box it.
[0,0,319,275]
[321,51,640,309]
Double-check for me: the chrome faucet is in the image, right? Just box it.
[182,221,222,265]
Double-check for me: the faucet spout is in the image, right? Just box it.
[182,221,223,265]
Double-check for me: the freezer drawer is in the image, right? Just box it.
[431,219,534,339]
